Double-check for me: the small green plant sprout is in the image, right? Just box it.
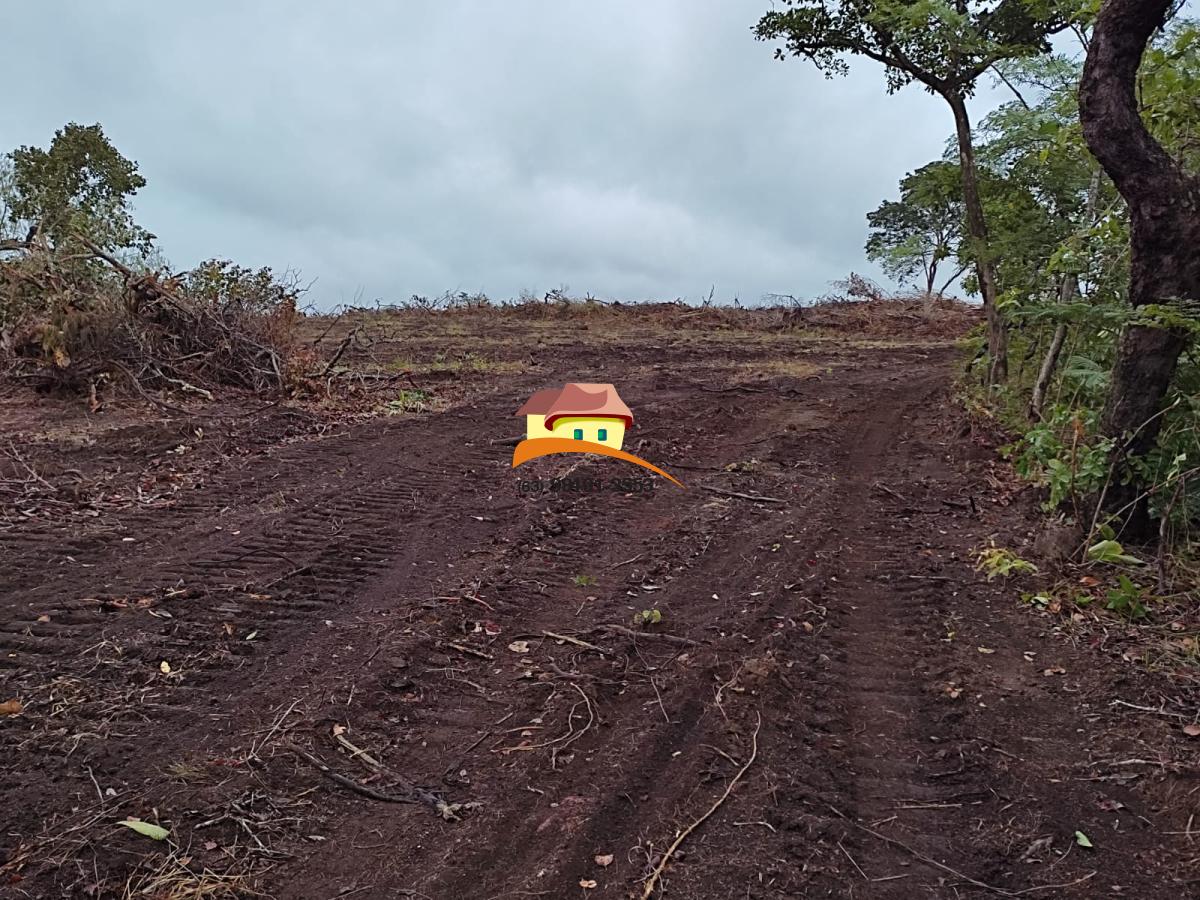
[1021,591,1053,609]
[1086,539,1144,566]
[633,608,663,627]
[723,458,760,473]
[572,574,596,588]
[975,544,1039,581]
[384,389,431,415]
[1105,575,1149,620]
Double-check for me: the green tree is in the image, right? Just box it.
[974,52,1118,416]
[2,123,153,254]
[755,0,1073,383]
[0,159,18,243]
[1078,0,1200,536]
[866,161,966,296]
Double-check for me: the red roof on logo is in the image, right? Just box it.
[515,383,633,428]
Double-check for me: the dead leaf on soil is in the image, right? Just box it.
[0,699,23,716]
[977,646,995,654]
[1019,835,1053,862]
[1043,667,1066,676]
[508,640,530,654]
[594,854,614,868]
[1183,723,1200,737]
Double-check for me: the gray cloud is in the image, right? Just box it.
[1,1,1014,307]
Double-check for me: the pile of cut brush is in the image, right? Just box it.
[0,235,310,404]
[366,274,980,339]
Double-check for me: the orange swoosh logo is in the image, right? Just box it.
[512,438,685,488]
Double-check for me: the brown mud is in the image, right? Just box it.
[1,312,1197,899]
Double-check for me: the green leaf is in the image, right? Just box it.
[118,819,169,841]
[1074,830,1093,849]
[1086,540,1143,566]
[634,608,663,626]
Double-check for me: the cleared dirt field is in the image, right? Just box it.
[1,307,1197,898]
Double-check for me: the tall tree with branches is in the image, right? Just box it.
[1078,0,1200,536]
[755,0,1071,383]
[866,161,967,297]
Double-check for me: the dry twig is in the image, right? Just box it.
[641,712,761,899]
[701,486,787,504]
[826,803,1096,897]
[542,631,610,655]
[598,624,699,647]
[287,741,472,821]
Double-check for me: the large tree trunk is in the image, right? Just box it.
[945,91,1006,384]
[1079,0,1200,537]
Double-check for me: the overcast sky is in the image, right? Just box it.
[1,1,1020,308]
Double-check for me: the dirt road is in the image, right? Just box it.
[2,323,1195,898]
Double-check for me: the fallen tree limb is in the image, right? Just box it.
[110,363,195,415]
[826,803,1095,897]
[320,328,357,376]
[445,640,494,661]
[641,712,761,899]
[77,235,135,280]
[287,742,420,805]
[287,741,474,822]
[597,624,699,647]
[543,631,610,655]
[701,486,787,505]
[162,376,214,400]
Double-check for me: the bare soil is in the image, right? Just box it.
[1,308,1197,899]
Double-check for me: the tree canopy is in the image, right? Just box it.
[3,122,153,254]
[756,1,1075,384]
[865,161,965,295]
[754,0,1071,97]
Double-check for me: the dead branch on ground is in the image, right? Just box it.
[596,624,700,647]
[641,712,761,899]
